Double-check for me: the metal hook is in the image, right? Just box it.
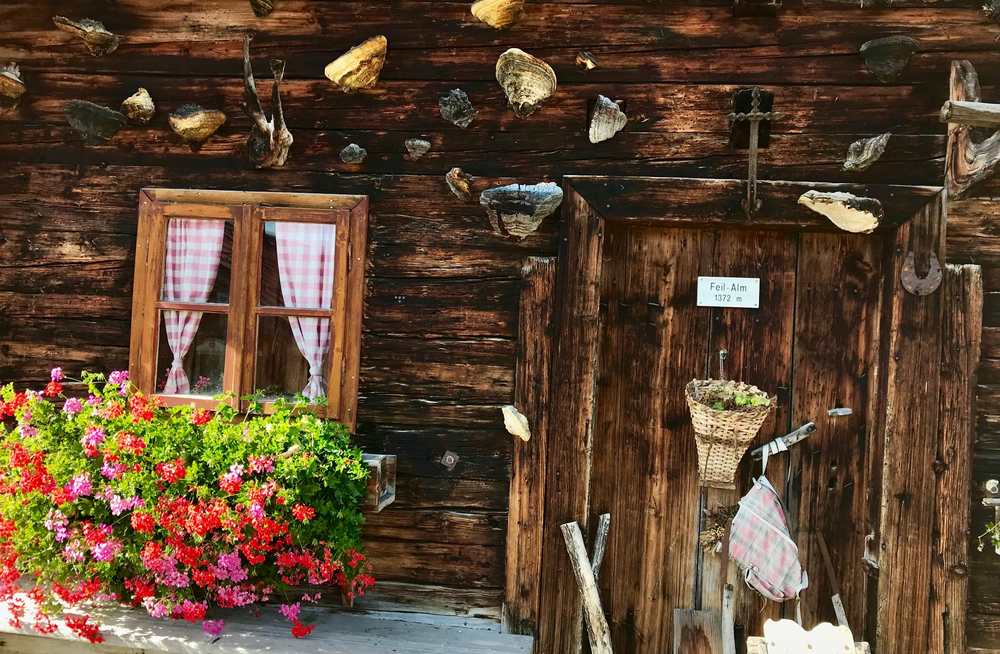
[901,250,942,296]
[718,349,728,381]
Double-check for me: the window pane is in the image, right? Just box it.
[254,316,331,402]
[161,218,233,304]
[155,311,227,396]
[260,221,336,309]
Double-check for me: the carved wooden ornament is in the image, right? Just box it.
[480,182,563,239]
[859,36,919,83]
[243,35,293,169]
[797,190,883,234]
[168,104,226,144]
[843,133,891,172]
[52,16,121,56]
[496,48,557,118]
[942,60,1000,198]
[121,88,155,124]
[324,36,388,92]
[65,100,127,143]
[471,0,525,29]
[589,95,626,144]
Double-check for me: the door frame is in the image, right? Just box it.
[504,175,954,654]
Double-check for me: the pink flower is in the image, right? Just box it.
[248,502,265,520]
[108,370,129,386]
[62,541,85,563]
[142,598,169,619]
[101,460,126,480]
[202,619,225,638]
[63,398,83,415]
[50,367,64,382]
[18,424,37,438]
[248,456,275,474]
[91,539,122,562]
[82,426,106,449]
[279,602,301,622]
[65,474,92,499]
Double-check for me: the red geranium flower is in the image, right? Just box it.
[191,409,213,426]
[291,620,315,638]
[130,512,155,534]
[291,504,315,522]
[155,458,186,484]
[43,381,63,398]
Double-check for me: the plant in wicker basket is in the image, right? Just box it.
[685,379,774,490]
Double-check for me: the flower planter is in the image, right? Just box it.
[684,379,774,490]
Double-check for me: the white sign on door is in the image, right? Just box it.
[696,277,760,309]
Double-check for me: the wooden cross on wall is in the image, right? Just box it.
[728,87,782,219]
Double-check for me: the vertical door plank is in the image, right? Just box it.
[929,264,982,654]
[504,257,557,636]
[673,608,724,654]
[536,186,605,654]
[700,231,798,636]
[590,225,710,653]
[875,194,947,654]
[790,233,885,631]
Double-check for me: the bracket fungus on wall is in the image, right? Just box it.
[324,36,388,92]
[589,95,627,144]
[797,190,884,234]
[168,104,226,144]
[65,100,127,143]
[859,36,919,83]
[843,132,891,172]
[340,143,367,164]
[52,16,121,56]
[121,88,154,125]
[502,405,531,442]
[404,138,431,161]
[243,35,293,169]
[439,89,478,128]
[496,48,557,118]
[480,182,564,239]
[471,0,525,29]
[250,0,275,17]
[445,167,475,202]
[0,63,26,102]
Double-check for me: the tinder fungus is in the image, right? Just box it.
[495,48,557,118]
[324,36,388,92]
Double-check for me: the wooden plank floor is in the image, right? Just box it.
[0,604,534,654]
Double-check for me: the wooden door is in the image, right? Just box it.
[509,176,976,654]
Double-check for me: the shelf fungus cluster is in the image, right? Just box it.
[52,16,121,56]
[404,138,431,161]
[121,88,155,125]
[250,0,275,17]
[859,36,919,83]
[589,95,627,144]
[480,182,564,239]
[496,48,557,118]
[324,36,388,92]
[168,104,227,144]
[0,63,26,110]
[439,89,478,128]
[798,190,884,234]
[243,36,293,169]
[843,132,890,172]
[471,0,525,28]
[340,143,367,164]
[445,167,475,202]
[65,100,127,143]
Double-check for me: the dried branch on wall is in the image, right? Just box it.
[445,167,475,202]
[942,60,1000,198]
[404,138,431,161]
[52,16,121,56]
[65,100,126,143]
[439,89,477,128]
[589,95,627,144]
[496,49,557,118]
[797,190,883,233]
[843,133,891,172]
[324,36,387,92]
[471,0,525,29]
[168,104,226,144]
[243,35,293,169]
[121,88,154,125]
[340,143,367,164]
[859,36,919,83]
[480,182,564,239]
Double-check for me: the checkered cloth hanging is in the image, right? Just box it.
[729,476,808,602]
[161,218,225,394]
[274,222,337,400]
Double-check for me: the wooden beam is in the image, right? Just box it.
[875,191,947,654]
[363,453,397,513]
[943,61,1000,198]
[560,522,614,654]
[940,100,1000,129]
[504,256,556,636]
[929,264,982,654]
[536,183,605,654]
[673,609,723,654]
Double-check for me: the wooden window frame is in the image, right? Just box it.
[128,188,368,432]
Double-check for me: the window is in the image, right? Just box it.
[128,189,368,431]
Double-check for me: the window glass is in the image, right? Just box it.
[160,218,233,304]
[155,311,227,396]
[253,316,331,402]
[259,221,336,309]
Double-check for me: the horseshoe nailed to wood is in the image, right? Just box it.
[901,250,942,296]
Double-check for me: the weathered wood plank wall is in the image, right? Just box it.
[0,0,998,644]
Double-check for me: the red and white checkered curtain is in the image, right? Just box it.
[274,222,337,400]
[161,218,226,394]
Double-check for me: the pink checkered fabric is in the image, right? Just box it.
[729,477,808,602]
[161,218,226,394]
[274,222,337,399]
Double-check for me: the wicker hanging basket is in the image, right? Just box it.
[685,379,774,490]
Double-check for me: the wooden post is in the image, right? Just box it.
[722,585,736,654]
[590,513,611,581]
[560,522,614,654]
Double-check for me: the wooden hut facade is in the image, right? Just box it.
[0,1,998,652]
